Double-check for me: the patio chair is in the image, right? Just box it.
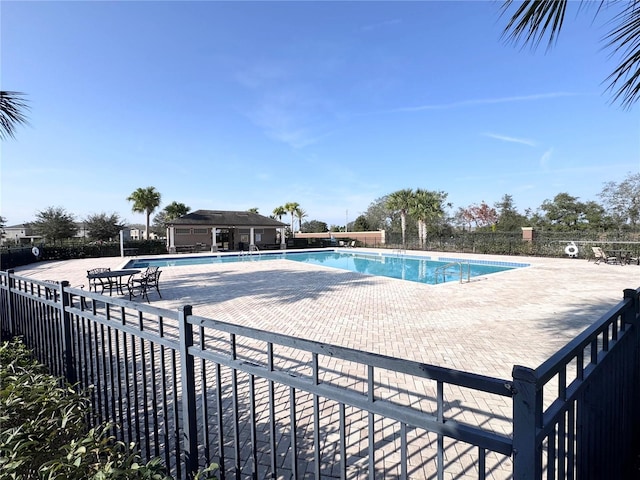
[591,247,618,265]
[128,266,162,302]
[87,267,114,293]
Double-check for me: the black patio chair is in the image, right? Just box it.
[128,267,162,302]
[87,267,114,293]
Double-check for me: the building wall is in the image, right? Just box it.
[295,231,385,246]
[172,226,280,250]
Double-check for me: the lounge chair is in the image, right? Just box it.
[591,247,618,265]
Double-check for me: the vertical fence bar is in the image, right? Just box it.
[512,365,541,480]
[179,305,198,479]
[60,281,77,384]
[5,270,16,338]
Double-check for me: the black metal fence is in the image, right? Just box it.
[1,270,638,479]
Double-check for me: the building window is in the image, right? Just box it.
[193,228,208,234]
[240,234,249,243]
[256,233,262,242]
[176,228,191,235]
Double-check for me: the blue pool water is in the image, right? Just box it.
[125,250,528,285]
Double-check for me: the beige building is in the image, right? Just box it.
[167,210,288,252]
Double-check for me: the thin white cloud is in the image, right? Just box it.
[484,133,537,147]
[360,19,402,32]
[539,148,553,170]
[392,92,579,112]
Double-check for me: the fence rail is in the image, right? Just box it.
[1,269,638,479]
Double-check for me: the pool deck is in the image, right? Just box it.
[12,248,640,478]
[14,248,638,379]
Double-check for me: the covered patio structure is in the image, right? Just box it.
[166,210,288,252]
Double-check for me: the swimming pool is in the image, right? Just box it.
[125,250,528,285]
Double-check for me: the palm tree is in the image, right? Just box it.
[164,201,190,220]
[386,189,414,247]
[247,207,259,214]
[295,207,308,233]
[272,206,286,222]
[127,186,162,240]
[411,189,447,248]
[1,91,29,140]
[284,202,300,237]
[502,0,640,108]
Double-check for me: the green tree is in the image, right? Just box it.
[0,91,29,140]
[284,202,300,237]
[127,187,162,240]
[502,0,640,108]
[538,193,586,231]
[272,205,286,222]
[494,194,527,231]
[294,207,307,232]
[582,200,609,231]
[32,207,77,244]
[386,189,414,247]
[352,215,370,232]
[362,196,392,231]
[302,220,329,233]
[598,172,640,230]
[247,207,259,214]
[0,215,6,241]
[85,213,124,241]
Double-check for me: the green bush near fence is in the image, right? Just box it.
[0,338,217,480]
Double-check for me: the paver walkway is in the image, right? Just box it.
[15,248,638,379]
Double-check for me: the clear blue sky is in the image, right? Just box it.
[2,1,638,228]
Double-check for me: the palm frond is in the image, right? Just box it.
[501,0,570,51]
[603,0,640,109]
[0,91,29,140]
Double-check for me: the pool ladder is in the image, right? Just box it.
[240,245,261,260]
[434,261,470,284]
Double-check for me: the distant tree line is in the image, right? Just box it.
[3,173,638,247]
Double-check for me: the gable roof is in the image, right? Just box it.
[169,210,287,228]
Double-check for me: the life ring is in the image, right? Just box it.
[31,246,40,257]
[564,243,579,257]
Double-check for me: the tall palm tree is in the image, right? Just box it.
[127,186,162,240]
[502,0,640,108]
[411,189,447,248]
[284,202,300,237]
[0,91,29,140]
[295,207,308,233]
[272,206,286,222]
[386,189,414,247]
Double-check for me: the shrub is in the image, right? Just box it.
[0,338,217,480]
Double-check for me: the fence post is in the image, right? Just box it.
[178,305,199,479]
[60,281,77,385]
[623,289,639,327]
[512,365,541,480]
